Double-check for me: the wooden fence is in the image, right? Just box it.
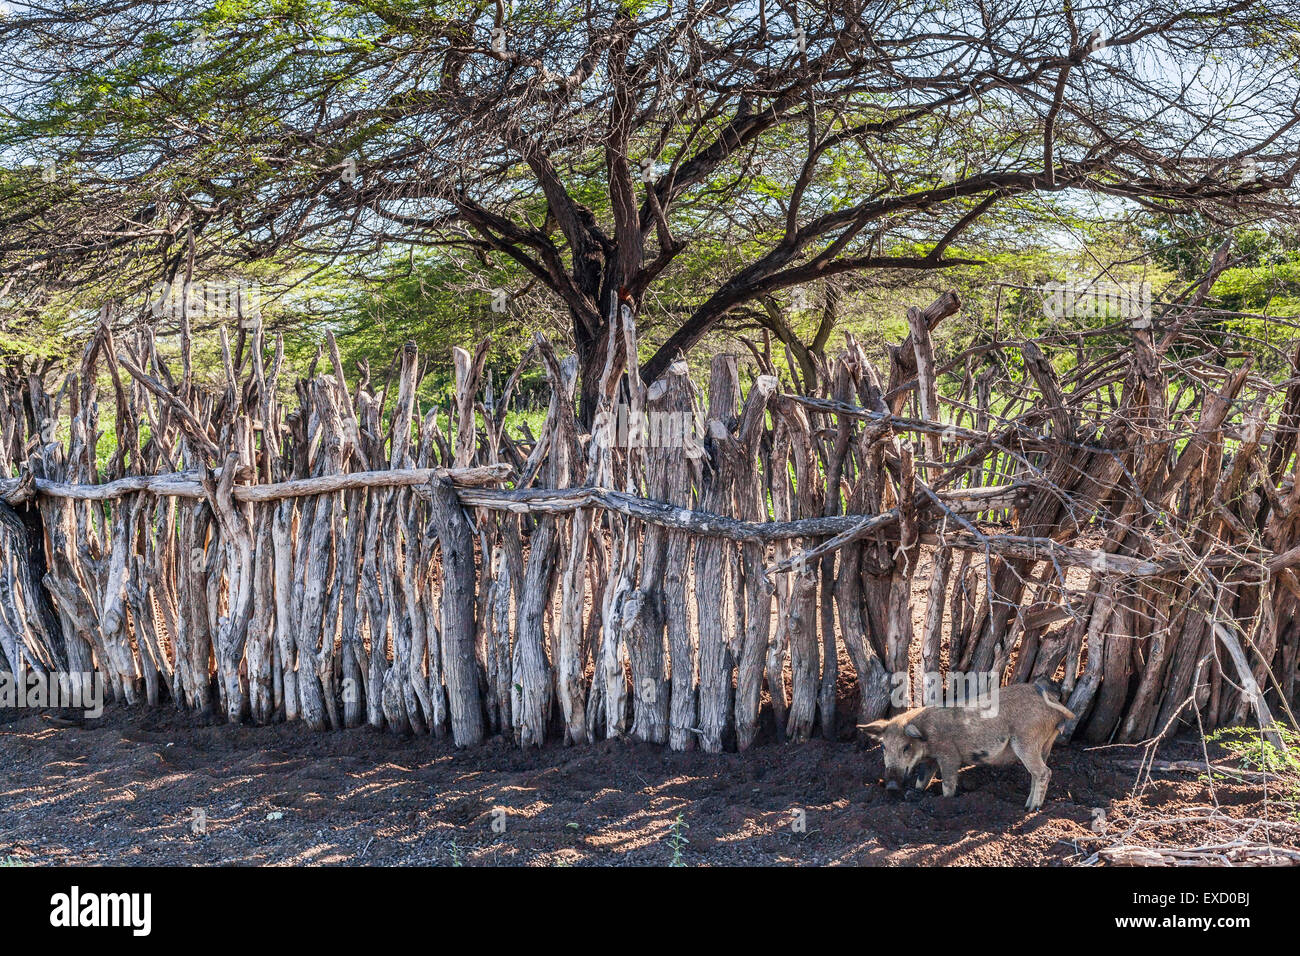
[1,290,1296,751]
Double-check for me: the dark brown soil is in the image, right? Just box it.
[1,704,1290,866]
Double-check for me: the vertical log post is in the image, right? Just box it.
[734,375,778,750]
[695,355,741,752]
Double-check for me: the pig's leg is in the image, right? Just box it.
[1040,728,1060,761]
[1011,736,1050,810]
[913,760,937,791]
[936,753,961,797]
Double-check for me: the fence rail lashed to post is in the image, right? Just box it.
[1,291,1297,751]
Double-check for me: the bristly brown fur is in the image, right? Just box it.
[861,683,1071,811]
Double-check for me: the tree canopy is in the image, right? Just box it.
[2,1,1298,416]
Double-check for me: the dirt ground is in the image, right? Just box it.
[1,702,1293,866]
[3,545,1294,866]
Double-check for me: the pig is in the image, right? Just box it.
[859,680,1074,811]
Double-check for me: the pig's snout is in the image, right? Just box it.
[881,768,907,797]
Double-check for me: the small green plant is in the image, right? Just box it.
[1206,723,1300,815]
[1208,722,1300,774]
[666,813,690,867]
[448,839,464,867]
[0,856,24,867]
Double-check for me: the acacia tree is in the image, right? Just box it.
[2,0,1298,417]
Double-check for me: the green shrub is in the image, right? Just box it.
[1206,723,1300,817]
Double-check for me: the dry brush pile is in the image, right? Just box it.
[1,289,1298,754]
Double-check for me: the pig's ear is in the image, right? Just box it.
[859,720,889,740]
[904,723,925,740]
